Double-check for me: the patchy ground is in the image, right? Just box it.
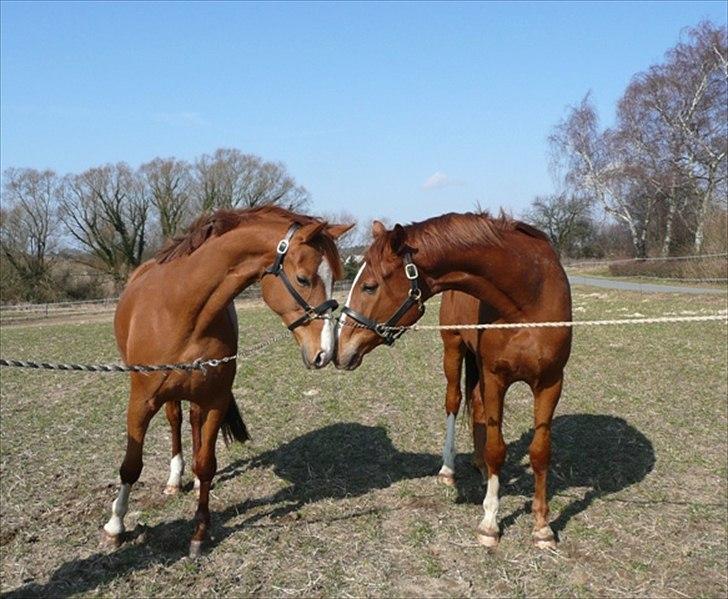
[1,288,726,597]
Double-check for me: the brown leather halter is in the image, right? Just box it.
[263,223,339,331]
[339,253,425,345]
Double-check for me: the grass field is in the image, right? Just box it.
[1,287,727,597]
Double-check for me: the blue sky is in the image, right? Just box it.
[2,1,726,226]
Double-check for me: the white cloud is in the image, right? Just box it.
[421,171,462,190]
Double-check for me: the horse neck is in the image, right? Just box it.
[177,221,283,325]
[419,234,550,320]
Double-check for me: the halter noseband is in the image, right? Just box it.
[340,253,425,345]
[263,223,339,331]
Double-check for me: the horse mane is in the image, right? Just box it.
[366,211,550,281]
[154,205,344,279]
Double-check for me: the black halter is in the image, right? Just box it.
[263,223,339,331]
[340,253,425,345]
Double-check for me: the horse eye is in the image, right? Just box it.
[296,275,311,287]
[362,283,378,294]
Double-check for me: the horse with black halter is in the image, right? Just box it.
[336,212,571,549]
[104,206,351,557]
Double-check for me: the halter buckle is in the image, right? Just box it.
[404,263,419,280]
[276,239,290,255]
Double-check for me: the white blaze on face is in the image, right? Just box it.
[318,256,336,362]
[337,262,367,335]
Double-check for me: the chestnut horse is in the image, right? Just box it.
[336,212,572,549]
[103,206,351,558]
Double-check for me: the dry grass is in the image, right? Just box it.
[1,288,727,597]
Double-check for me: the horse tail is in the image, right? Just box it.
[221,395,250,446]
[463,348,479,421]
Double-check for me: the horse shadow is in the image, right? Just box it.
[452,413,655,536]
[4,416,653,597]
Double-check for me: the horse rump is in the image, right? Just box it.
[221,395,250,445]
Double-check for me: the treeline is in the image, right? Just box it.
[1,149,309,302]
[527,21,727,260]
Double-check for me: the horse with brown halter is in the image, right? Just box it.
[336,212,572,549]
[103,206,351,558]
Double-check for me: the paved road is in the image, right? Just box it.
[568,274,726,295]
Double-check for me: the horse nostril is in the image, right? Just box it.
[313,351,326,368]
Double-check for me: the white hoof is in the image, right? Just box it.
[100,529,122,549]
[532,525,556,549]
[189,540,203,559]
[437,472,456,487]
[163,485,181,495]
[476,526,500,548]
[437,465,456,487]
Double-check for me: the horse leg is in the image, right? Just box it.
[464,349,486,481]
[437,332,464,486]
[529,375,563,549]
[163,400,185,495]
[188,403,225,559]
[475,371,507,548]
[102,388,160,548]
[190,404,202,495]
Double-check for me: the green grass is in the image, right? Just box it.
[1,288,727,597]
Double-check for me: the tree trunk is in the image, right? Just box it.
[693,184,715,254]
[661,198,677,257]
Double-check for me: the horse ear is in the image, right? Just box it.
[299,221,327,243]
[326,223,355,239]
[371,220,387,238]
[390,224,407,254]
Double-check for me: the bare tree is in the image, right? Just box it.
[649,22,727,252]
[1,168,60,292]
[192,148,310,212]
[59,163,150,285]
[524,194,595,258]
[549,94,652,257]
[140,157,192,239]
[551,22,727,257]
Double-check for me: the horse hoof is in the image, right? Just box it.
[188,540,203,559]
[100,530,122,549]
[163,485,180,495]
[436,472,456,487]
[532,526,556,550]
[476,527,500,548]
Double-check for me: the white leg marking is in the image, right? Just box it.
[438,413,457,478]
[318,257,336,364]
[165,453,185,490]
[103,483,130,536]
[481,474,500,532]
[194,476,201,491]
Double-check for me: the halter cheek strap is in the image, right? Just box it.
[340,253,425,345]
[263,223,339,331]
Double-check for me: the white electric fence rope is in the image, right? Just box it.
[336,312,728,333]
[403,313,728,331]
[1,314,725,374]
